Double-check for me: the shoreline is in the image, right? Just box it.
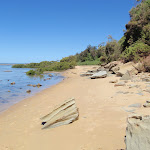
[0,73,65,114]
[0,65,150,150]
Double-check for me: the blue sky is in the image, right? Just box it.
[0,0,135,63]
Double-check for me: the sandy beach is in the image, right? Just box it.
[0,65,150,150]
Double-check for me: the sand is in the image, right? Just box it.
[0,65,150,150]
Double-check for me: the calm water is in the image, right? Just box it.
[0,65,64,112]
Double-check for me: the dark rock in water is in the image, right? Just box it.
[125,114,150,150]
[26,90,31,93]
[8,91,11,92]
[128,103,142,108]
[32,85,36,87]
[120,71,132,80]
[46,78,51,80]
[90,71,107,79]
[36,83,42,87]
[10,82,15,85]
[44,79,46,81]
[27,84,33,86]
[48,74,53,77]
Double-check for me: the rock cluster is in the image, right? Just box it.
[80,61,141,80]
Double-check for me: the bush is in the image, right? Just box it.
[26,70,36,75]
[122,42,150,62]
[12,64,26,68]
[100,55,107,63]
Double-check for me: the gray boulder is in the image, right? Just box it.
[125,114,150,150]
[90,71,107,79]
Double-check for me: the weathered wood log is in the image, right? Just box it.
[41,98,79,129]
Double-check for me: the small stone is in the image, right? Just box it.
[36,83,42,87]
[27,84,32,86]
[128,103,142,108]
[114,82,125,87]
[46,78,51,80]
[109,80,118,83]
[10,82,15,85]
[136,92,144,96]
[26,90,31,93]
[32,85,36,87]
[48,74,53,77]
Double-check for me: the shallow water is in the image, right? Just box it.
[0,65,64,112]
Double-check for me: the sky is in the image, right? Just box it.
[0,0,135,63]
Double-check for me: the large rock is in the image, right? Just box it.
[125,114,150,150]
[116,62,138,77]
[41,98,79,129]
[90,71,107,79]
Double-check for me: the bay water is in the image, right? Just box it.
[0,64,64,112]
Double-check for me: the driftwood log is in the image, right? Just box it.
[41,98,79,129]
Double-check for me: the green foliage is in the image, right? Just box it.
[76,45,99,62]
[26,70,36,75]
[13,56,77,75]
[12,64,26,68]
[77,59,100,65]
[121,0,150,51]
[122,42,150,62]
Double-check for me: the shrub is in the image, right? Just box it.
[122,42,150,62]
[26,70,36,75]
[12,64,26,68]
[100,55,107,63]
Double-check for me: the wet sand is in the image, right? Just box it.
[0,65,150,150]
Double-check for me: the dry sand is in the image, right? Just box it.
[0,66,150,150]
